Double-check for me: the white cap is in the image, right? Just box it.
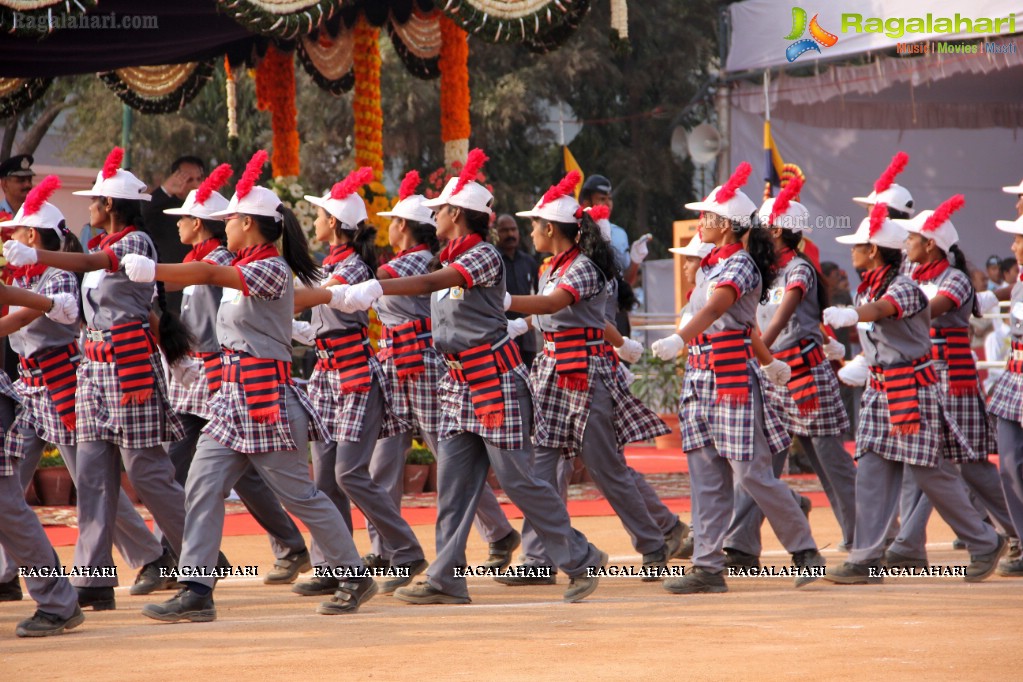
[210,186,282,221]
[684,162,757,224]
[896,210,960,254]
[376,194,436,227]
[758,197,810,231]
[996,214,1023,235]
[163,189,230,220]
[669,234,713,258]
[515,195,580,224]
[852,183,914,216]
[73,167,151,201]
[1002,179,1023,194]
[836,212,908,250]
[304,191,368,231]
[0,201,65,231]
[422,176,494,215]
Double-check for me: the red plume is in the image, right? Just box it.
[102,147,124,180]
[330,166,374,200]
[236,150,268,200]
[868,202,888,238]
[397,170,421,201]
[873,151,909,194]
[922,194,965,234]
[22,175,61,217]
[540,170,581,207]
[587,205,611,222]
[715,162,751,203]
[452,148,488,196]
[769,175,804,224]
[195,163,234,206]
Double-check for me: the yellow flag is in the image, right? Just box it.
[563,146,584,199]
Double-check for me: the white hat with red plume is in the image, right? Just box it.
[516,171,583,224]
[853,151,914,216]
[422,149,494,215]
[758,176,809,231]
[164,163,233,220]
[836,202,907,249]
[0,174,66,235]
[211,151,282,221]
[895,194,964,254]
[73,147,151,201]
[377,170,436,226]
[305,166,372,230]
[684,162,757,223]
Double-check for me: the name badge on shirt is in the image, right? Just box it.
[448,286,464,301]
[221,287,242,305]
[1011,301,1023,323]
[82,269,104,290]
[856,320,875,333]
[541,280,557,296]
[767,287,784,305]
[919,283,939,300]
[706,281,717,296]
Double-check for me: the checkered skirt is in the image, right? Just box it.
[438,363,544,451]
[307,356,406,443]
[377,345,444,435]
[75,353,184,448]
[530,353,669,457]
[988,368,1023,426]
[678,364,792,461]
[932,359,995,462]
[761,361,850,437]
[168,362,215,420]
[0,373,21,477]
[7,375,76,462]
[203,382,327,455]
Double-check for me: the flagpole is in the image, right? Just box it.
[763,70,772,199]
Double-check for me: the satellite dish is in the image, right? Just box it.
[670,126,688,163]
[688,123,722,166]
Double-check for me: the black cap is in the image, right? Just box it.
[986,255,1001,267]
[0,154,34,178]
[581,174,612,195]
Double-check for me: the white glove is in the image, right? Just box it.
[45,292,78,325]
[122,254,157,283]
[824,337,846,362]
[326,284,352,312]
[651,333,685,361]
[344,279,383,312]
[629,234,652,264]
[619,366,637,387]
[3,240,37,267]
[762,358,792,386]
[504,292,512,311]
[169,356,202,389]
[615,336,644,364]
[837,354,869,387]
[823,306,859,329]
[507,317,530,339]
[291,319,316,346]
[976,290,999,314]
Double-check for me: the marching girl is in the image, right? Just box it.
[125,151,375,621]
[339,149,607,604]
[289,167,427,598]
[501,174,675,583]
[161,165,311,585]
[651,162,824,594]
[822,203,1006,584]
[0,177,171,604]
[883,197,1016,568]
[724,178,856,563]
[2,148,191,611]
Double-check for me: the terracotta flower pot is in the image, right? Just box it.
[403,464,429,495]
[35,467,74,506]
[654,413,683,450]
[425,461,439,493]
[121,472,141,504]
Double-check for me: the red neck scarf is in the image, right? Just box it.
[857,264,893,302]
[548,246,580,279]
[439,233,482,264]
[911,258,949,282]
[393,243,430,260]
[11,263,47,282]
[88,225,136,252]
[776,248,797,269]
[700,242,743,270]
[184,238,221,263]
[231,242,279,267]
[322,244,355,267]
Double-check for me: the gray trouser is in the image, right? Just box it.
[520,381,666,562]
[996,417,1023,541]
[799,435,857,547]
[722,447,803,557]
[179,388,362,589]
[312,381,423,566]
[73,438,186,587]
[632,466,681,535]
[0,473,78,618]
[890,457,1015,558]
[165,412,306,560]
[848,452,1001,564]
[427,374,600,598]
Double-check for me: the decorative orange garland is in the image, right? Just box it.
[439,15,470,165]
[353,16,384,181]
[255,44,300,177]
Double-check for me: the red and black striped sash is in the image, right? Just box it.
[774,340,825,416]
[688,330,754,404]
[314,328,373,394]
[221,350,291,423]
[1008,339,1023,375]
[381,318,432,382]
[542,327,606,391]
[869,356,938,435]
[444,339,522,428]
[19,342,81,431]
[83,321,158,405]
[929,327,978,395]
[193,351,223,394]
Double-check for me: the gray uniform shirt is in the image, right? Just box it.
[757,256,823,351]
[83,229,157,329]
[217,255,294,362]
[689,250,761,334]
[312,252,370,335]
[10,267,79,358]
[375,248,432,327]
[856,274,931,367]
[181,246,233,353]
[536,253,608,332]
[432,241,507,354]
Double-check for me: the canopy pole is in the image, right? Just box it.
[121,103,133,168]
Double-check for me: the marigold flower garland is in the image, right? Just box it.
[353,16,384,181]
[439,15,470,167]
[255,44,300,178]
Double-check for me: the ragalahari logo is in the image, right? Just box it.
[784,7,839,62]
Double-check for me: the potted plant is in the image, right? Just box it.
[34,446,74,506]
[629,349,685,450]
[403,442,433,495]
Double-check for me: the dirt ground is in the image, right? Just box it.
[1,510,1019,680]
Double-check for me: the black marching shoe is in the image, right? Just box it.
[965,535,1008,583]
[493,567,557,586]
[316,578,379,615]
[641,545,669,582]
[724,548,761,569]
[362,553,390,570]
[791,549,826,588]
[264,549,312,585]
[822,561,882,585]
[483,529,522,570]
[663,567,728,594]
[141,588,216,623]
[130,550,178,595]
[379,558,429,594]
[292,575,340,596]
[884,550,929,570]
[76,586,116,611]
[15,606,84,638]
[665,520,691,560]
[0,576,23,602]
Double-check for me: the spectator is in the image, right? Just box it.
[969,266,994,344]
[493,213,539,367]
[0,154,34,217]
[985,255,1004,290]
[983,317,1012,396]
[1001,257,1019,285]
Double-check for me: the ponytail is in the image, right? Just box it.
[200,218,227,243]
[876,246,903,298]
[779,228,828,318]
[733,216,778,302]
[36,222,83,254]
[947,243,980,316]
[345,221,378,272]
[256,205,320,287]
[550,214,618,281]
[409,220,439,254]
